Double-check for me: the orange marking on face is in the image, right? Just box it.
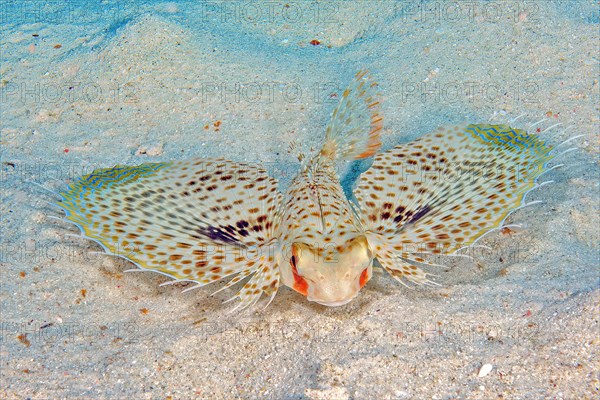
[290,245,309,296]
[291,255,308,296]
[359,268,369,288]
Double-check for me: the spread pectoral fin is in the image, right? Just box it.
[57,158,283,308]
[355,124,558,284]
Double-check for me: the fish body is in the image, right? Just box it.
[56,71,560,310]
[276,71,382,306]
[278,156,372,306]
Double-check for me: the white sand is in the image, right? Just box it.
[1,1,598,398]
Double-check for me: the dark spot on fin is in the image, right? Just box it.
[196,226,240,245]
[407,205,431,224]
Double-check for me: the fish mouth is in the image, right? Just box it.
[310,297,355,307]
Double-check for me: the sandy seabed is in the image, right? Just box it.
[1,1,599,399]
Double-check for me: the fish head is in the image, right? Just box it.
[282,235,373,306]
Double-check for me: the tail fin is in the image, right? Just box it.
[320,70,383,161]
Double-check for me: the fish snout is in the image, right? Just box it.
[311,296,356,307]
[306,280,359,307]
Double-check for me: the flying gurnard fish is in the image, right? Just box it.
[54,71,571,310]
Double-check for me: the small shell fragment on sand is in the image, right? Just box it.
[135,143,164,156]
[478,363,493,377]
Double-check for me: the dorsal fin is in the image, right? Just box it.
[320,70,383,161]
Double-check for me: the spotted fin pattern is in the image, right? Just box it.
[355,124,557,285]
[57,159,282,308]
[321,70,383,161]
